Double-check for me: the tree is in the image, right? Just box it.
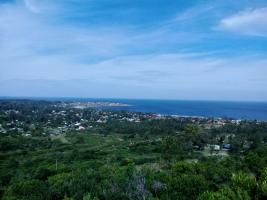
[3,179,48,200]
[197,187,251,200]
[230,172,257,196]
[167,174,209,200]
[259,168,267,198]
[83,193,99,200]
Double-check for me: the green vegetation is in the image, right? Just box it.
[0,100,267,199]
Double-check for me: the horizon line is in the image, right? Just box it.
[0,96,267,103]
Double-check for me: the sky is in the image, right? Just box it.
[0,0,267,101]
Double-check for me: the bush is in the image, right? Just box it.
[3,179,48,200]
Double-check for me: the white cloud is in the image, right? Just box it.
[0,1,132,62]
[217,7,267,36]
[0,1,201,63]
[175,4,215,22]
[1,53,267,100]
[24,0,40,13]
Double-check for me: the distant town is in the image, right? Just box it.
[0,100,245,138]
[68,101,132,109]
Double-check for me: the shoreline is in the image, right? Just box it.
[0,98,266,121]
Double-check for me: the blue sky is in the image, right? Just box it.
[0,0,267,101]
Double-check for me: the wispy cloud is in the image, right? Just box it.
[24,0,40,13]
[0,1,130,59]
[217,7,267,36]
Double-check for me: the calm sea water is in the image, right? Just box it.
[2,97,267,120]
[94,99,267,121]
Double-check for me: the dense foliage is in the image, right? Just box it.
[0,100,267,200]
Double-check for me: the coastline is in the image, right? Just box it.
[0,97,266,121]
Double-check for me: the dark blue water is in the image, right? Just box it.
[97,99,267,121]
[1,97,267,120]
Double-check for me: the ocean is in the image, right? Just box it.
[95,99,267,121]
[1,97,267,120]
